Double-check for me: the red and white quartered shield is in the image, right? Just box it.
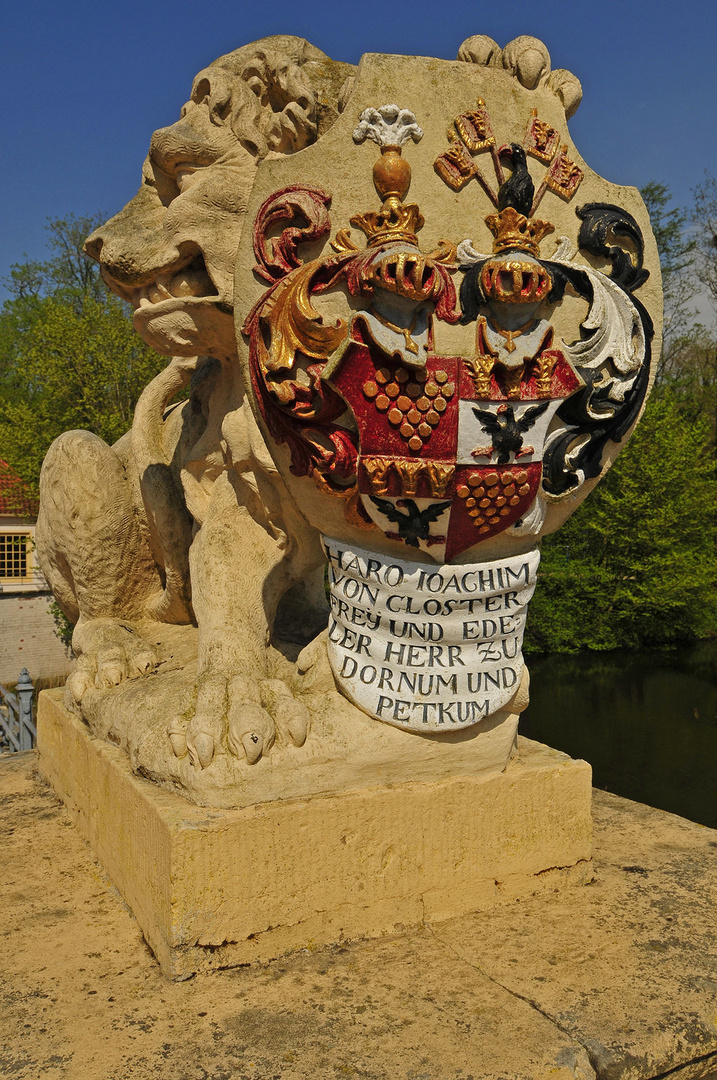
[328,334,580,562]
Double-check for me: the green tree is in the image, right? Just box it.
[664,326,717,443]
[660,175,717,442]
[526,392,717,653]
[0,215,166,496]
[4,216,106,302]
[640,181,695,377]
[692,173,717,313]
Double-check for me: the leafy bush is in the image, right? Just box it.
[526,392,717,652]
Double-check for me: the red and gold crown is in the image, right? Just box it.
[484,206,555,259]
[351,196,425,248]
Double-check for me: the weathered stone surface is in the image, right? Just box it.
[37,692,593,977]
[431,795,717,1080]
[3,752,715,1080]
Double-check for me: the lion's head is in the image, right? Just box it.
[85,36,354,358]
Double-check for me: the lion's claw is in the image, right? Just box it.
[189,732,216,769]
[65,619,160,708]
[260,679,309,748]
[241,732,264,765]
[65,666,95,706]
[167,718,188,759]
[95,647,127,688]
[185,674,227,768]
[227,699,275,763]
[132,648,157,675]
[172,670,313,768]
[288,714,309,748]
[296,630,335,693]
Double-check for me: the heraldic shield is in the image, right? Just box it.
[235,52,660,731]
[328,326,581,562]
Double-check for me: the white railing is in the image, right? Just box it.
[0,669,36,753]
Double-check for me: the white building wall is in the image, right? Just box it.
[0,590,73,684]
[0,518,73,684]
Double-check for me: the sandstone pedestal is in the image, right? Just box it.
[38,689,592,979]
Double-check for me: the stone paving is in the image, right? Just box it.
[2,751,716,1080]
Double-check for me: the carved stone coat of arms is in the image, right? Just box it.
[236,54,660,733]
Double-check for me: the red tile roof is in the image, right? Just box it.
[0,460,38,518]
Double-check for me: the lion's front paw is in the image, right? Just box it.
[170,672,311,769]
[65,618,159,706]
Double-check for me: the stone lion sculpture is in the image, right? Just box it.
[38,36,356,770]
[36,33,659,804]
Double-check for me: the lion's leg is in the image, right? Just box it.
[175,469,323,767]
[37,429,161,618]
[36,430,165,699]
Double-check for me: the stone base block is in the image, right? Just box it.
[37,691,593,979]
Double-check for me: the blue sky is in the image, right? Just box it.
[2,0,715,299]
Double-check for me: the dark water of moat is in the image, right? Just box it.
[520,643,717,829]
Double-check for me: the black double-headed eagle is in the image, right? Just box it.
[472,401,550,464]
[369,497,451,547]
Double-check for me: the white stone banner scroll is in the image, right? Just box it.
[323,537,540,733]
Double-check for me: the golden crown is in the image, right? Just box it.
[351,199,425,247]
[484,206,555,258]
